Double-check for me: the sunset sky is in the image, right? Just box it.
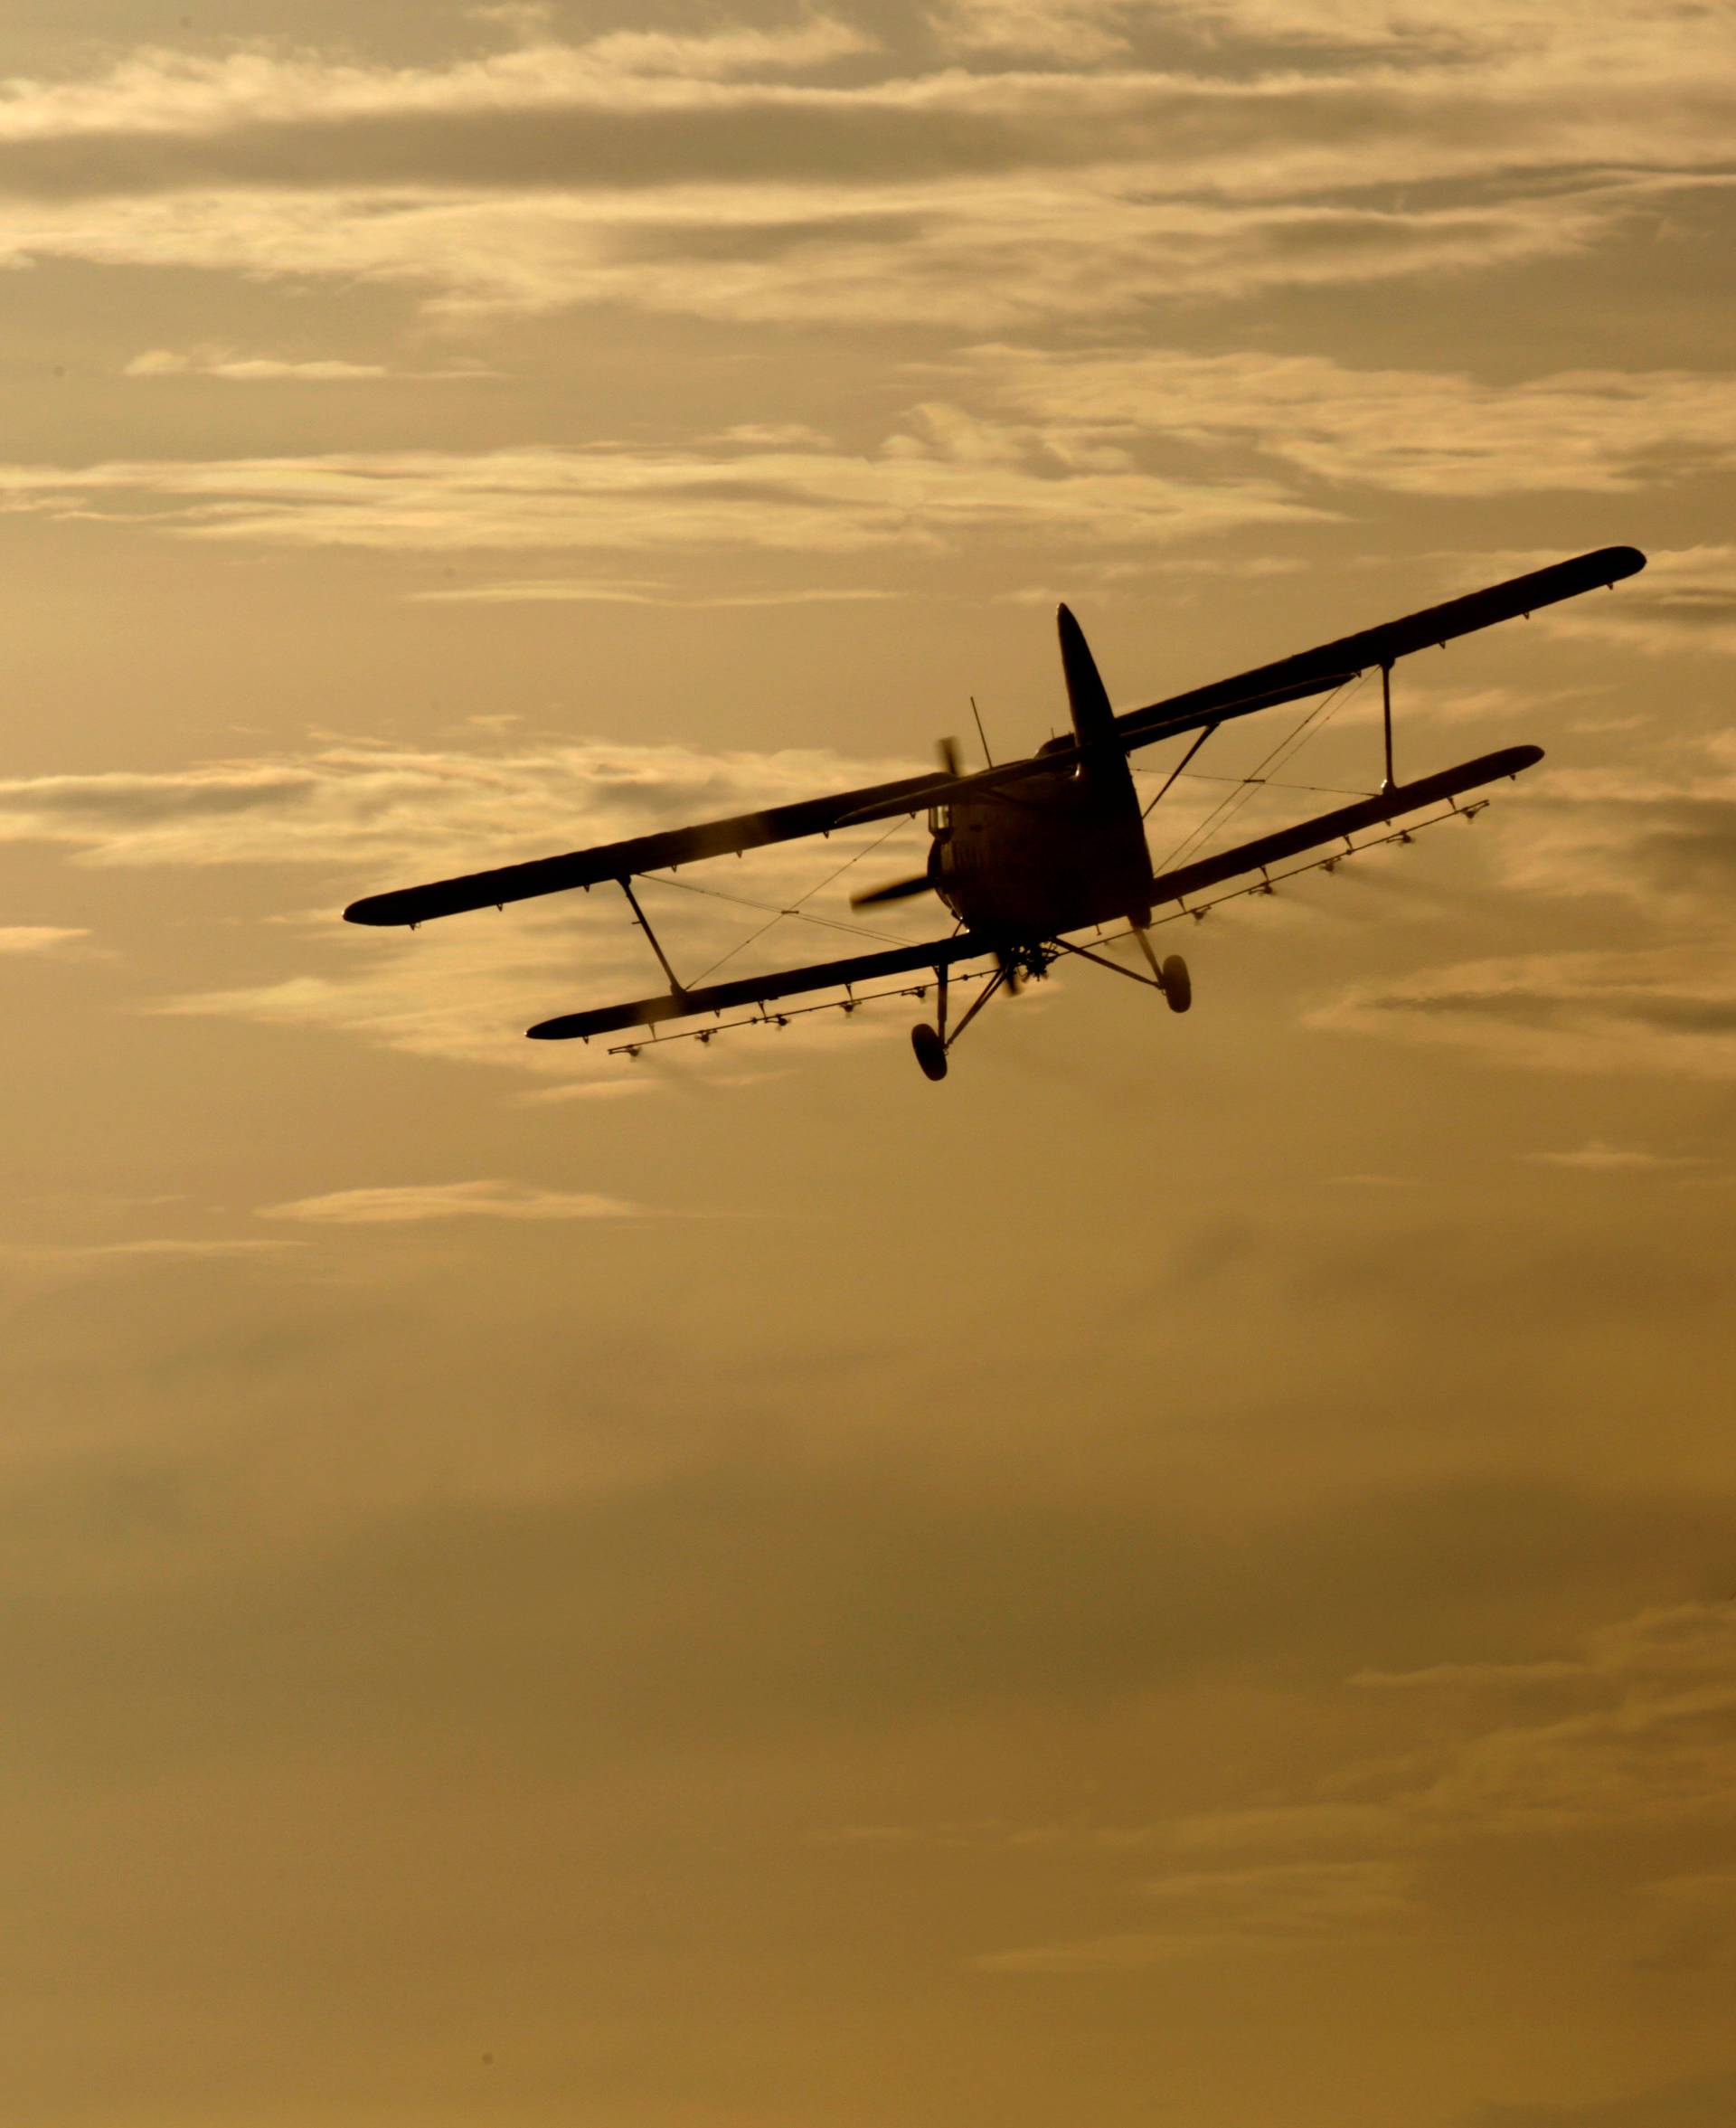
[3,5,1734,2125]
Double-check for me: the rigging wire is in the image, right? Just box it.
[646,863,911,951]
[1165,771,1379,799]
[676,818,916,986]
[1149,674,1364,876]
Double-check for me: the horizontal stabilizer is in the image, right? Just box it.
[1149,746,1543,908]
[527,931,991,1042]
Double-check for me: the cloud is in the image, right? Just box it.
[0,175,1629,328]
[970,345,1736,497]
[1636,1870,1736,1971]
[1313,946,1736,1081]
[0,422,1314,556]
[0,924,88,953]
[976,1858,1412,1969]
[1352,1658,1591,1688]
[0,22,875,148]
[0,19,1726,326]
[1491,733,1736,919]
[1166,1602,1736,1896]
[1162,0,1733,68]
[124,346,495,381]
[1471,2075,1736,2128]
[0,730,939,1074]
[0,733,927,874]
[3,1237,301,1266]
[259,1179,647,1224]
[1540,546,1736,658]
[933,0,1140,61]
[1364,1602,1736,1834]
[410,580,898,606]
[1526,1141,1698,1172]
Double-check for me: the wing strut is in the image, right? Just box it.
[619,877,686,998]
[1143,721,1218,819]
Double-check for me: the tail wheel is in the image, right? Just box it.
[1160,954,1192,1014]
[911,1023,948,1081]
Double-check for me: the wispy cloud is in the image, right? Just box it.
[1540,545,1736,657]
[1495,733,1736,917]
[0,18,1726,328]
[1470,2069,1736,2128]
[970,345,1736,497]
[411,580,899,606]
[976,1858,1412,1969]
[124,346,495,382]
[259,1179,649,1223]
[1164,1602,1736,1874]
[3,1236,300,1265]
[0,21,874,146]
[1313,946,1736,1081]
[1,730,936,1075]
[1525,1141,1699,1172]
[0,925,88,953]
[1156,0,1731,65]
[0,733,924,873]
[0,425,1314,556]
[934,0,1142,61]
[0,177,1627,328]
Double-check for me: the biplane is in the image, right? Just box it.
[344,545,1645,1080]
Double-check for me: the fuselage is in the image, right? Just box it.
[929,745,1154,941]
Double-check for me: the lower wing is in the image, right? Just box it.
[526,931,992,1042]
[1146,745,1541,908]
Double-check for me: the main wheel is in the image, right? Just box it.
[1160,954,1192,1014]
[910,1023,948,1081]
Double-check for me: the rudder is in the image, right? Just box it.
[1057,604,1116,750]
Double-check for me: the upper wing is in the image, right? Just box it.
[347,547,1638,928]
[525,930,993,1042]
[868,547,1642,799]
[1114,545,1646,752]
[344,764,951,927]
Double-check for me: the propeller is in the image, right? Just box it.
[851,873,932,909]
[849,737,958,911]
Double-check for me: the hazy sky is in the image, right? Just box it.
[3,5,1734,2125]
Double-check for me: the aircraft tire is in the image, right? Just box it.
[911,1023,948,1081]
[1161,954,1192,1014]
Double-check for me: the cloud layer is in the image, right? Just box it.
[0,15,1728,328]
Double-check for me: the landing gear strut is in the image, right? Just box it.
[910,950,1043,1081]
[1131,926,1191,1012]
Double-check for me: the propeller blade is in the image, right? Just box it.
[850,874,932,910]
[939,736,962,779]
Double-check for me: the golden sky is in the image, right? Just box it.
[3,5,1734,2124]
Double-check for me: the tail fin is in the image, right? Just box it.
[1058,605,1115,750]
